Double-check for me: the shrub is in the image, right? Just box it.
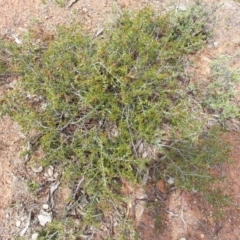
[1,4,232,238]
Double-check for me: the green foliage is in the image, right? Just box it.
[0,58,7,74]
[162,126,230,192]
[202,56,240,120]
[27,180,39,192]
[1,4,232,237]
[54,0,66,7]
[37,219,74,240]
[205,189,232,218]
[0,40,10,75]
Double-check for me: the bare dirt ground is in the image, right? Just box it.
[0,0,240,239]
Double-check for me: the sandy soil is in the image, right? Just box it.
[0,0,240,239]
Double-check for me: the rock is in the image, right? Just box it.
[16,220,21,227]
[82,7,88,13]
[32,233,39,240]
[37,210,52,226]
[167,177,175,186]
[47,166,54,177]
[213,41,219,47]
[31,166,43,173]
[179,237,187,240]
[42,203,49,210]
[178,4,187,11]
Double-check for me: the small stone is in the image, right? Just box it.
[31,166,43,173]
[42,204,49,210]
[38,210,52,226]
[32,233,39,240]
[47,167,54,177]
[167,177,175,186]
[82,7,88,13]
[16,220,21,227]
[213,41,219,47]
[178,4,187,11]
[179,237,187,240]
[201,233,205,238]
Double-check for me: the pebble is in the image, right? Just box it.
[16,220,21,227]
[42,203,49,210]
[31,166,43,173]
[82,7,88,13]
[167,177,175,186]
[48,166,53,177]
[213,41,219,47]
[32,233,39,240]
[48,167,54,177]
[178,4,187,11]
[179,238,187,240]
[38,210,52,226]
